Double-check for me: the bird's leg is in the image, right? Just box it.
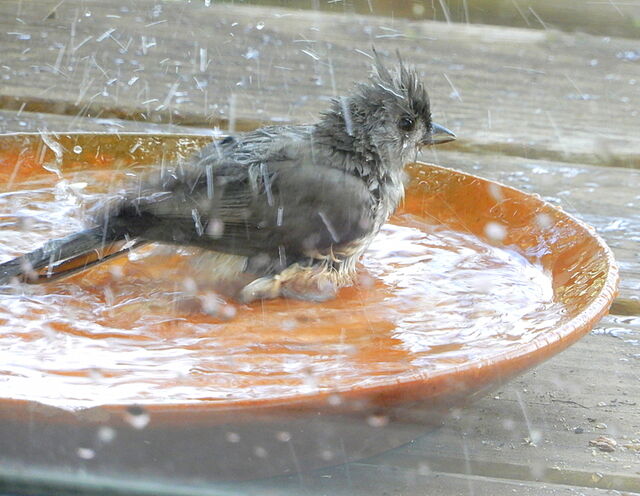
[238,262,346,303]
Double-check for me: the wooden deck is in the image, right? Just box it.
[1,1,639,494]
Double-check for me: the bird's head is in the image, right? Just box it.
[319,51,455,169]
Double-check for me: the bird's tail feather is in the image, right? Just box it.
[0,227,146,284]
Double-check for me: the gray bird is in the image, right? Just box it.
[0,53,455,302]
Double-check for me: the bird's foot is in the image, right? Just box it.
[238,264,342,303]
[238,275,282,303]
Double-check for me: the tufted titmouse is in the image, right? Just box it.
[0,52,455,302]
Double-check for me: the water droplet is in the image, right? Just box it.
[616,50,639,62]
[484,222,507,242]
[200,292,221,314]
[534,213,553,230]
[367,414,389,428]
[244,48,259,60]
[253,446,268,458]
[124,405,150,429]
[226,432,240,443]
[280,319,297,331]
[412,3,426,16]
[109,265,124,280]
[97,426,116,443]
[219,303,237,320]
[320,449,334,461]
[487,182,504,202]
[77,447,95,459]
[206,218,224,237]
[182,277,197,293]
[73,145,83,154]
[530,429,542,444]
[276,431,291,442]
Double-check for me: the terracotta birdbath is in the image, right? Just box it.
[0,133,618,485]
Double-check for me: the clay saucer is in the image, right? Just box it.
[0,133,617,484]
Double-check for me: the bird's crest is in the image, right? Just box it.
[367,48,431,123]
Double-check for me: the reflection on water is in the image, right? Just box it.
[0,171,565,409]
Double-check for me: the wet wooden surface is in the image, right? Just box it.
[1,0,639,494]
[1,1,639,166]
[230,0,640,38]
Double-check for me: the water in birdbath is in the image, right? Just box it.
[0,164,565,409]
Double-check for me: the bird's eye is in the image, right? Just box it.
[398,116,415,132]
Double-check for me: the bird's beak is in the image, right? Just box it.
[422,122,456,146]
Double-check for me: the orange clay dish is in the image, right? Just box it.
[0,133,618,481]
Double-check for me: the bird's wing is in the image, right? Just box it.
[102,156,376,267]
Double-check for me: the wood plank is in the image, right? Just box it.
[388,331,640,493]
[243,0,640,39]
[0,109,208,134]
[1,1,639,167]
[235,462,627,495]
